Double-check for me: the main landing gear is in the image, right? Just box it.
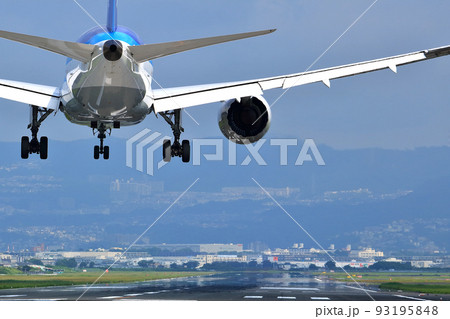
[91,121,119,160]
[160,109,190,163]
[21,105,53,160]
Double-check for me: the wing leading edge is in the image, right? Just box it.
[152,45,450,113]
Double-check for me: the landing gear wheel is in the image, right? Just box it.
[182,140,190,163]
[21,105,53,160]
[94,145,100,160]
[103,146,110,160]
[163,139,172,162]
[160,109,191,163]
[39,137,48,160]
[21,136,30,159]
[92,123,112,160]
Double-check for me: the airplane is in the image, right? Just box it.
[0,0,449,161]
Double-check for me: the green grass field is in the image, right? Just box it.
[0,271,213,290]
[0,267,23,275]
[323,272,450,294]
[379,282,450,294]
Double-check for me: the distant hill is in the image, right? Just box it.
[0,138,448,253]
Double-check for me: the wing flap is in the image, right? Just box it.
[153,82,263,113]
[0,79,61,109]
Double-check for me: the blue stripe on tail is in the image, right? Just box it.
[107,0,118,33]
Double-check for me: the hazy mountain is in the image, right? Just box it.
[0,138,448,253]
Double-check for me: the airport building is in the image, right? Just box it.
[37,251,122,260]
[133,243,243,254]
[350,248,384,259]
[195,255,247,266]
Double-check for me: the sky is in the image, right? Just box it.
[0,0,450,150]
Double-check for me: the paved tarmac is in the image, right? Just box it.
[0,272,448,301]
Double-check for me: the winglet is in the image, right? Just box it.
[107,0,118,33]
[129,29,277,63]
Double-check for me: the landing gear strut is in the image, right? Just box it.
[160,109,190,163]
[92,122,110,160]
[21,105,53,159]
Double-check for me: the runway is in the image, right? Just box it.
[0,272,448,301]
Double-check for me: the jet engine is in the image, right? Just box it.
[218,96,271,144]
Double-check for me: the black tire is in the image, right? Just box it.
[21,136,29,159]
[163,139,172,162]
[103,146,110,160]
[182,140,190,163]
[40,137,48,160]
[94,145,100,160]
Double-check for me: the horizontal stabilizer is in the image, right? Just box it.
[0,30,95,63]
[128,29,276,63]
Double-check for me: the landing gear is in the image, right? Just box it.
[160,109,190,163]
[21,105,53,159]
[92,122,111,160]
[163,139,171,162]
[182,139,190,163]
[40,136,48,160]
[21,137,29,159]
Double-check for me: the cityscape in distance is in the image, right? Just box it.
[0,138,449,262]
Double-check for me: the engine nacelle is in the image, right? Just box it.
[218,96,271,144]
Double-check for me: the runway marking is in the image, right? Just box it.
[144,292,160,295]
[311,297,331,300]
[0,295,27,298]
[243,296,263,299]
[124,293,144,297]
[4,298,67,301]
[345,286,378,293]
[143,291,169,295]
[75,286,130,289]
[97,296,123,299]
[277,296,296,300]
[394,295,428,301]
[261,287,319,291]
[118,299,146,301]
[99,286,131,289]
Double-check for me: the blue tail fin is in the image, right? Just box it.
[106,0,118,33]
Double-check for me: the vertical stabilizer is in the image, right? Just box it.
[107,0,118,33]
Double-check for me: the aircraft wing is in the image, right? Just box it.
[152,45,450,113]
[0,79,61,109]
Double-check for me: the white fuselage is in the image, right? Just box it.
[60,40,154,128]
